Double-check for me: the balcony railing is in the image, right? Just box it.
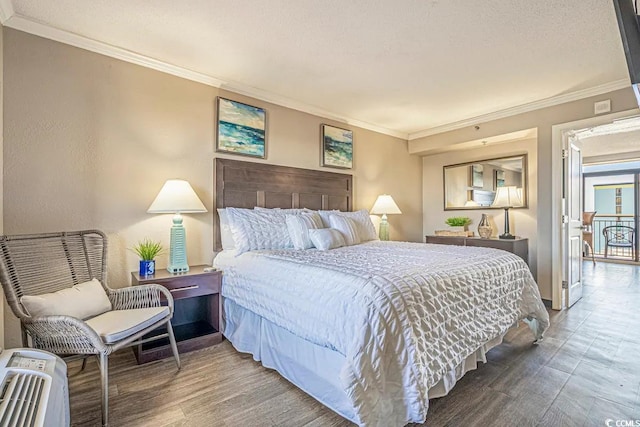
[591,214,636,260]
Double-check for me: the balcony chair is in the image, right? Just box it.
[0,230,181,427]
[602,225,636,260]
[582,211,597,264]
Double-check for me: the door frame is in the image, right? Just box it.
[551,109,638,310]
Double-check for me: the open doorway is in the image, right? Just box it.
[574,120,640,265]
[551,110,640,310]
[558,115,640,310]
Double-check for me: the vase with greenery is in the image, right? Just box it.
[132,239,164,276]
[445,217,472,231]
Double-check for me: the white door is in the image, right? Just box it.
[563,134,583,307]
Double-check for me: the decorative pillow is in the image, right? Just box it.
[286,212,323,250]
[318,210,339,228]
[329,215,361,246]
[226,207,293,254]
[309,228,346,251]
[320,209,378,241]
[20,278,112,320]
[217,208,236,250]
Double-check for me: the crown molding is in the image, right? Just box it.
[3,14,408,140]
[407,78,631,140]
[0,0,14,23]
[4,15,226,87]
[2,11,631,143]
[220,82,408,139]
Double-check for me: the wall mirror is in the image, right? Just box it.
[443,154,528,210]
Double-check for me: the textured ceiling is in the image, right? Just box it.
[579,120,640,159]
[5,0,632,137]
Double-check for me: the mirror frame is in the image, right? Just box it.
[442,154,528,210]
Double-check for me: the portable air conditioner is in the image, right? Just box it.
[0,348,69,427]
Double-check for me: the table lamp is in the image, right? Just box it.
[491,186,522,240]
[147,179,207,273]
[370,194,402,241]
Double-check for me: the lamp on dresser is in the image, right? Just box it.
[371,194,402,241]
[491,186,522,240]
[148,179,207,273]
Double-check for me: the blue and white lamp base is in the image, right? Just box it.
[168,213,190,273]
[379,214,390,241]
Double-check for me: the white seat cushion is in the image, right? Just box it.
[86,306,170,344]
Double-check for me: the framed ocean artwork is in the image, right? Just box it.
[494,169,506,189]
[471,164,484,188]
[216,97,266,158]
[321,124,353,169]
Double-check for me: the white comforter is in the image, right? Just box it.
[215,241,549,426]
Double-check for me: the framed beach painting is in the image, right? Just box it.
[321,124,353,169]
[494,169,506,189]
[471,164,484,188]
[216,97,266,158]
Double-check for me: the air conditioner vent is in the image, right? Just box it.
[0,372,46,427]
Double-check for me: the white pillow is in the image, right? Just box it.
[329,215,361,246]
[318,210,339,228]
[217,208,236,250]
[320,209,378,241]
[226,207,293,254]
[309,228,345,251]
[20,278,112,320]
[286,212,323,250]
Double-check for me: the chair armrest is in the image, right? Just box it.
[23,315,108,355]
[108,284,174,313]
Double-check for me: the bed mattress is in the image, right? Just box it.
[214,241,549,426]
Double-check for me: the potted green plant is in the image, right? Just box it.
[445,217,472,232]
[132,239,164,276]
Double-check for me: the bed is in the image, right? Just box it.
[212,159,549,427]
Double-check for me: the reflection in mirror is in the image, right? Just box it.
[443,154,527,210]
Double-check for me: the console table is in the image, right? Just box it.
[425,235,529,264]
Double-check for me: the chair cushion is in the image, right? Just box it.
[20,278,112,320]
[86,307,170,344]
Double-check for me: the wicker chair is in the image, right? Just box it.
[0,230,181,427]
[582,211,597,264]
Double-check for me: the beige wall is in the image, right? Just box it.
[2,28,422,347]
[423,138,538,278]
[0,24,4,348]
[413,88,640,300]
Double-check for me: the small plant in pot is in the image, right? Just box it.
[445,217,472,231]
[132,239,164,276]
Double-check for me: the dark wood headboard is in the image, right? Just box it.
[214,158,353,251]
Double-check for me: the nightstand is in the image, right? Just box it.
[131,265,223,363]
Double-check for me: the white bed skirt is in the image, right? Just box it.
[223,297,506,425]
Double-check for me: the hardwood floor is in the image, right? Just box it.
[69,262,640,426]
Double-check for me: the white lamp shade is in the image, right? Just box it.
[370,194,402,215]
[147,179,207,213]
[491,186,523,208]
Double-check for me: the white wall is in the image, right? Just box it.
[423,138,538,278]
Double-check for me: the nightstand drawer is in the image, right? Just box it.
[157,273,220,300]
